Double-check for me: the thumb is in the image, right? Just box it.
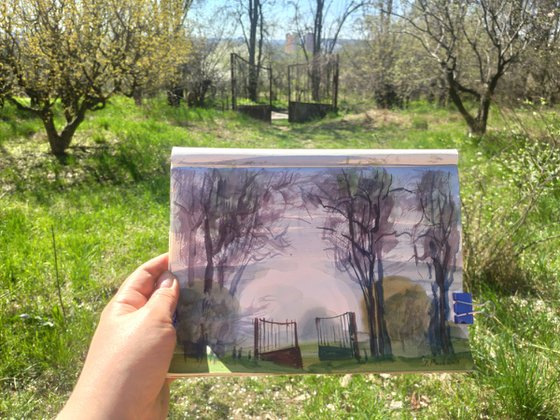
[145,271,180,321]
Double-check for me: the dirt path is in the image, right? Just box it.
[271,111,288,120]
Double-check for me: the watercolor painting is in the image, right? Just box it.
[168,148,473,376]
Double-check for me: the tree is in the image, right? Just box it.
[519,1,560,104]
[235,0,268,102]
[366,0,399,108]
[172,6,235,108]
[172,170,206,287]
[292,0,366,101]
[180,36,228,108]
[310,168,399,358]
[413,171,461,356]
[0,0,188,156]
[384,282,431,354]
[173,168,295,295]
[395,0,536,135]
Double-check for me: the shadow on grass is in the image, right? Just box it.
[0,139,170,206]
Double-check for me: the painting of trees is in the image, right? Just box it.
[172,167,297,358]
[169,149,472,374]
[172,168,295,295]
[414,170,461,356]
[171,170,205,287]
[310,168,399,358]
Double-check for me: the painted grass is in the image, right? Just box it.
[169,341,474,376]
[1,96,559,418]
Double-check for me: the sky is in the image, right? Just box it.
[187,0,367,42]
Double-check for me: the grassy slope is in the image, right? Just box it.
[1,96,559,418]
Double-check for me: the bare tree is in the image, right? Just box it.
[172,6,237,108]
[292,0,366,101]
[413,171,461,356]
[367,0,399,108]
[235,0,268,102]
[172,170,206,287]
[310,168,402,358]
[395,0,536,135]
[522,1,560,104]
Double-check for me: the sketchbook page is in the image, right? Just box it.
[169,148,473,376]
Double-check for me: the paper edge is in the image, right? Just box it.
[170,147,458,167]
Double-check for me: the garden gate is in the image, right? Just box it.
[230,53,272,122]
[315,311,360,361]
[287,54,339,123]
[253,318,303,369]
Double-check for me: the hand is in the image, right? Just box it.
[58,254,179,420]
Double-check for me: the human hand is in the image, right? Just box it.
[58,253,179,420]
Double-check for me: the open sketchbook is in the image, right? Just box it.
[168,148,473,376]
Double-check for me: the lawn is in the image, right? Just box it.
[1,96,559,418]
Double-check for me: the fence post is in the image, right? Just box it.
[254,317,259,360]
[269,66,273,108]
[349,311,360,361]
[231,53,236,111]
[333,54,339,112]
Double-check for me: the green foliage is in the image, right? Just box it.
[462,115,560,295]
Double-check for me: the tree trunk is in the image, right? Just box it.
[445,66,495,136]
[375,256,392,357]
[248,68,258,103]
[247,0,260,102]
[366,286,379,357]
[187,230,197,287]
[311,0,324,102]
[311,56,321,102]
[446,73,481,136]
[133,87,143,106]
[203,218,214,293]
[434,258,454,355]
[217,263,225,289]
[41,109,79,157]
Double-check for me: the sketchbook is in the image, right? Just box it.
[168,148,474,376]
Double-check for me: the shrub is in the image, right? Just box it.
[462,125,560,295]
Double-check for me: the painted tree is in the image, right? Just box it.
[384,284,431,354]
[0,0,188,156]
[310,168,400,358]
[174,168,295,295]
[172,169,206,287]
[414,170,461,356]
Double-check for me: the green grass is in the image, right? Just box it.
[1,96,560,418]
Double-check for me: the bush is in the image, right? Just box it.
[462,126,560,295]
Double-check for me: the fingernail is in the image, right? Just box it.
[156,271,176,289]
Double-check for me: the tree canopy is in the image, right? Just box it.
[0,0,189,156]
